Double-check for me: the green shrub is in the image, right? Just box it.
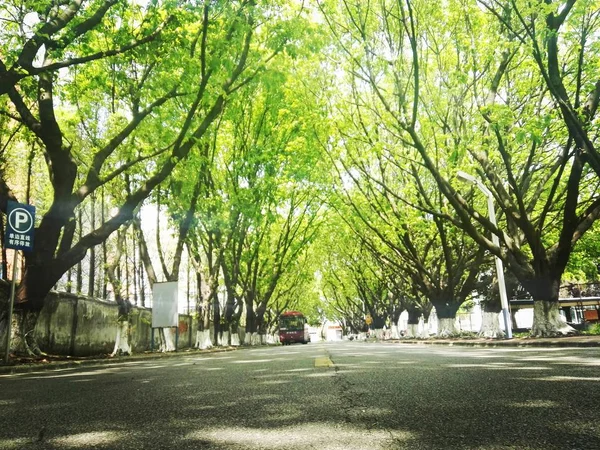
[583,323,600,335]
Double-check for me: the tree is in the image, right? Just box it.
[322,95,485,336]
[319,0,600,336]
[0,0,282,355]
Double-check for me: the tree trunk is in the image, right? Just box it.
[524,278,575,337]
[76,209,83,294]
[478,275,505,338]
[66,268,72,293]
[194,270,213,349]
[158,327,176,352]
[10,309,44,356]
[106,228,133,356]
[244,296,256,345]
[390,306,402,339]
[101,187,108,300]
[479,310,503,338]
[230,329,241,346]
[111,317,131,356]
[405,307,421,338]
[255,306,267,345]
[87,194,96,299]
[138,255,145,307]
[212,290,221,345]
[419,314,431,339]
[531,300,574,337]
[432,301,460,337]
[406,323,419,338]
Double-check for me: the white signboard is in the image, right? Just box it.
[152,281,178,328]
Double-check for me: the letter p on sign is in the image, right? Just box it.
[14,211,29,230]
[5,201,35,252]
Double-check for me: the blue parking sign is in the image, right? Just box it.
[5,201,35,252]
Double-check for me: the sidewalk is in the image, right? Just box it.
[0,346,239,375]
[386,334,600,348]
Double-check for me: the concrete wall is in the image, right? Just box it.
[35,291,197,356]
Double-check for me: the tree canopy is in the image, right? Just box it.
[2,0,600,348]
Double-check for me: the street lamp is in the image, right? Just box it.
[456,171,513,339]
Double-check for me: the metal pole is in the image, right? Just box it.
[4,250,19,363]
[484,189,513,339]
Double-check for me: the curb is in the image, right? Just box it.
[383,339,600,348]
[0,346,241,375]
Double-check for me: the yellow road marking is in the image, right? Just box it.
[314,357,334,368]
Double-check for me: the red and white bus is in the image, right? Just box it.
[279,311,310,345]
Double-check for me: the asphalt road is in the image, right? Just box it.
[1,342,599,449]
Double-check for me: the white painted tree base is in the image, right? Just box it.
[437,318,458,337]
[406,324,419,338]
[531,300,576,337]
[111,320,131,356]
[231,333,240,346]
[478,311,504,338]
[195,330,213,350]
[391,325,400,339]
[266,334,278,344]
[250,332,261,346]
[373,328,384,340]
[159,328,176,352]
[418,318,430,338]
[221,331,230,346]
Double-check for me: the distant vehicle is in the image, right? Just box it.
[279,311,310,345]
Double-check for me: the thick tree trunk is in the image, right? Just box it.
[212,292,221,345]
[194,271,213,349]
[244,332,256,345]
[195,329,213,349]
[531,300,574,337]
[371,315,386,330]
[479,310,504,338]
[10,264,62,357]
[372,328,385,339]
[524,278,575,337]
[405,307,420,338]
[437,318,458,337]
[418,316,430,339]
[230,329,241,346]
[158,328,176,352]
[9,309,44,356]
[110,296,133,356]
[406,323,419,338]
[221,330,230,347]
[244,296,257,345]
[390,307,402,339]
[432,301,460,337]
[111,319,131,356]
[255,307,267,345]
[479,296,504,338]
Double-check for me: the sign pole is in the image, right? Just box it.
[4,201,36,364]
[4,250,18,364]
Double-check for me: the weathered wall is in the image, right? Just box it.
[35,291,197,356]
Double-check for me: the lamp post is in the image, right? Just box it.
[457,171,512,339]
